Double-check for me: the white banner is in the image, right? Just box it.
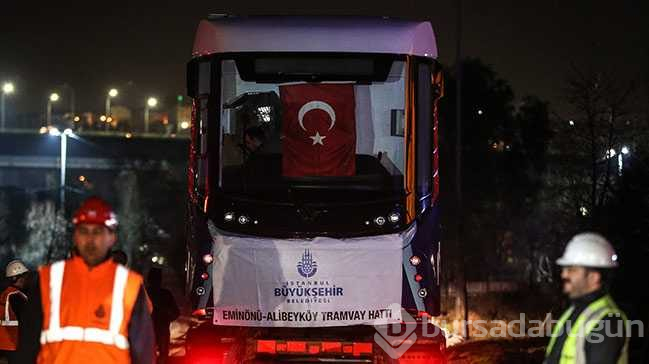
[209,228,404,327]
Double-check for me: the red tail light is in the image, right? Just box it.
[308,344,320,354]
[322,342,342,353]
[287,341,307,353]
[342,344,353,354]
[255,340,373,357]
[191,308,207,317]
[256,340,276,354]
[353,342,373,356]
[398,351,443,363]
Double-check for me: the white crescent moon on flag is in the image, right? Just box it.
[298,101,336,131]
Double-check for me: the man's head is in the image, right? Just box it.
[6,260,29,289]
[244,126,265,153]
[556,232,618,299]
[72,197,119,267]
[560,266,611,299]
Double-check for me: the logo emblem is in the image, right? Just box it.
[297,249,318,278]
[94,304,106,318]
[374,304,417,359]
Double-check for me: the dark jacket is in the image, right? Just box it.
[544,289,627,364]
[8,286,27,322]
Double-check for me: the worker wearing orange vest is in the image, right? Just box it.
[18,197,155,364]
[0,259,29,363]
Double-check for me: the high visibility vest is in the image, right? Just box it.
[0,286,27,350]
[37,256,143,364]
[545,294,629,364]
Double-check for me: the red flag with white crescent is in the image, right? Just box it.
[280,84,356,177]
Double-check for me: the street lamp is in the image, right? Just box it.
[1,83,13,94]
[48,127,74,210]
[105,88,118,116]
[47,93,60,126]
[104,88,118,131]
[1,82,15,132]
[618,146,630,176]
[144,97,158,133]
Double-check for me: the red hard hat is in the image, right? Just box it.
[72,197,118,230]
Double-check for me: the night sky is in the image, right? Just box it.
[1,0,647,116]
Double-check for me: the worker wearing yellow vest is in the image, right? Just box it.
[17,197,155,364]
[544,232,628,364]
[0,259,29,363]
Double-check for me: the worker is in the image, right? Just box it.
[0,260,29,363]
[544,232,628,364]
[146,267,179,364]
[18,196,155,364]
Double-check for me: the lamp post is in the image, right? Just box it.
[48,127,74,210]
[106,88,118,115]
[144,97,158,133]
[47,93,60,126]
[104,89,118,131]
[618,146,630,176]
[1,82,15,132]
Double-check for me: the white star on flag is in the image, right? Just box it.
[309,131,326,145]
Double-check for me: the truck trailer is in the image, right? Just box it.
[184,15,446,363]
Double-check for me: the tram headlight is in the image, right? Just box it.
[409,256,421,266]
[224,212,235,222]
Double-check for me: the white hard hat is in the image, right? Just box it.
[556,232,619,268]
[6,260,29,278]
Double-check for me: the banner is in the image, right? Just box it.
[210,230,403,327]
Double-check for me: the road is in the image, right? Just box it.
[165,335,546,363]
[0,313,545,363]
[447,338,547,364]
[0,338,546,363]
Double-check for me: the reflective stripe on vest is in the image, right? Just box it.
[39,261,130,350]
[1,290,25,327]
[545,294,629,364]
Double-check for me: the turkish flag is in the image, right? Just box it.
[280,84,356,177]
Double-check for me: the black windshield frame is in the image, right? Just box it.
[187,53,438,235]
[215,53,410,205]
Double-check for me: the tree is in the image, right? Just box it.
[0,188,28,263]
[20,199,68,266]
[113,161,186,274]
[115,169,145,267]
[553,67,639,229]
[517,96,553,175]
[437,58,558,320]
[442,59,555,281]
